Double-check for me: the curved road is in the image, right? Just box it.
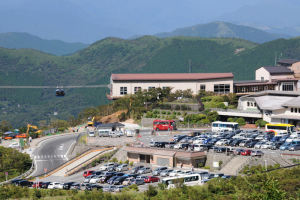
[31,134,78,177]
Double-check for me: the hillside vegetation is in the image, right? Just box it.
[0,146,32,182]
[156,21,287,43]
[1,36,300,126]
[0,32,88,56]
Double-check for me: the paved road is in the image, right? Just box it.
[31,134,78,177]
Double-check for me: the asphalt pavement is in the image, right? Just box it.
[31,134,78,177]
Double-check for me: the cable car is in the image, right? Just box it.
[55,88,65,96]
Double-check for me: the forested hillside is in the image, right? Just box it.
[0,32,88,56]
[1,36,300,126]
[156,21,287,43]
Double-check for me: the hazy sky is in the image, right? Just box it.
[0,0,298,43]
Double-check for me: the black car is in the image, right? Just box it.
[165,142,176,149]
[11,179,24,185]
[245,141,258,148]
[16,180,32,187]
[231,139,243,147]
[155,142,168,148]
[85,184,102,191]
[271,141,284,150]
[63,182,75,190]
[113,176,127,185]
[41,182,51,189]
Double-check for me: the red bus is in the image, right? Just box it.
[153,120,176,131]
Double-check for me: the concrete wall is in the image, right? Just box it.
[111,78,233,98]
[256,68,270,81]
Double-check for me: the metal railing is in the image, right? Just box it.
[211,108,261,114]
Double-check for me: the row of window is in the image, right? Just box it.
[120,84,230,95]
[282,82,294,91]
[291,107,300,113]
[247,101,257,107]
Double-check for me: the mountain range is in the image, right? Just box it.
[155,22,287,44]
[1,36,300,126]
[0,32,88,56]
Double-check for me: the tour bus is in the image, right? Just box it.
[265,123,295,136]
[153,120,176,131]
[162,174,202,189]
[211,121,240,132]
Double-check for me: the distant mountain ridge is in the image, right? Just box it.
[155,21,288,43]
[0,32,88,55]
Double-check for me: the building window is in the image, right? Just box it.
[148,87,155,91]
[241,87,246,93]
[282,82,294,91]
[134,87,141,94]
[120,87,127,95]
[200,84,206,91]
[214,84,230,94]
[247,102,250,107]
[295,108,298,113]
[254,103,257,107]
[261,77,264,81]
[291,108,294,113]
[251,86,258,92]
[251,102,253,106]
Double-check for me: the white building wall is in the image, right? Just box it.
[111,78,233,98]
[256,68,270,81]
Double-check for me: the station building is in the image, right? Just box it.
[108,73,234,99]
[125,146,207,168]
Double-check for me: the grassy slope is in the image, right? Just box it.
[1,36,300,126]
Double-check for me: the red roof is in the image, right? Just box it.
[111,73,234,81]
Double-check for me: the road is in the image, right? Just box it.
[31,134,78,177]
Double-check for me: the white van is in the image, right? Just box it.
[125,129,135,137]
[89,131,95,137]
[98,129,111,137]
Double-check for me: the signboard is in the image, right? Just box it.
[213,161,219,168]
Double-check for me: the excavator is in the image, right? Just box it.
[87,117,101,127]
[24,124,42,139]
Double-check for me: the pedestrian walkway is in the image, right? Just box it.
[219,156,250,175]
[43,147,114,177]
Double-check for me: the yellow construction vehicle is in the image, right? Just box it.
[26,124,42,138]
[87,117,95,127]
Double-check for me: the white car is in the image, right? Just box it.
[8,142,20,148]
[193,138,206,144]
[194,144,208,151]
[99,163,115,171]
[116,164,129,172]
[169,170,182,177]
[48,182,63,189]
[261,142,273,149]
[89,131,95,137]
[89,175,101,184]
[215,139,228,146]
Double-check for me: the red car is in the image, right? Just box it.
[32,182,43,188]
[241,149,252,156]
[83,170,95,178]
[144,176,160,183]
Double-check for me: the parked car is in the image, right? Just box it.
[107,176,120,185]
[251,150,264,157]
[83,170,95,178]
[215,139,228,146]
[131,178,145,185]
[102,185,115,192]
[152,167,168,176]
[41,182,51,189]
[131,166,144,174]
[270,141,283,150]
[48,182,63,189]
[85,184,102,191]
[16,180,32,187]
[144,176,160,183]
[113,176,128,185]
[245,141,258,148]
[114,185,126,192]
[89,175,102,184]
[261,142,273,149]
[174,143,189,150]
[98,129,111,137]
[89,131,95,137]
[194,144,208,151]
[160,169,174,177]
[116,164,129,172]
[289,144,300,151]
[99,163,116,171]
[70,183,81,190]
[254,142,264,149]
[109,131,121,138]
[241,149,252,156]
[280,142,292,150]
[165,142,176,149]
[63,182,75,190]
[169,170,182,177]
[137,167,152,174]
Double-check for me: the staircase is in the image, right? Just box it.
[219,156,250,175]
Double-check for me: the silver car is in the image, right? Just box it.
[160,169,174,177]
[137,167,152,174]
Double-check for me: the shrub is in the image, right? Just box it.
[153,110,160,114]
[129,161,134,166]
[167,111,171,115]
[161,111,166,114]
[145,111,153,118]
[200,118,210,124]
[255,119,268,127]
[236,117,246,126]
